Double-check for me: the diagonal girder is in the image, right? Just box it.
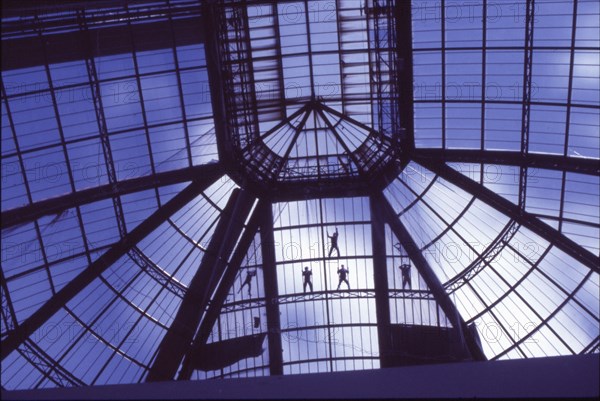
[177,200,267,380]
[147,188,256,382]
[374,192,486,361]
[415,158,600,273]
[260,201,283,375]
[0,178,217,361]
[1,163,223,229]
[411,149,600,176]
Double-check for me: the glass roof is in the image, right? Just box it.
[1,0,599,390]
[216,0,405,188]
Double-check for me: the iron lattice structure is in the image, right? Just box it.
[0,0,599,391]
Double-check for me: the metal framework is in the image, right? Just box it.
[1,164,223,229]
[1,178,216,361]
[374,192,486,362]
[147,188,255,382]
[416,157,599,274]
[177,199,268,380]
[411,150,600,176]
[212,0,408,195]
[1,1,203,70]
[260,202,284,376]
[1,0,598,390]
[369,194,393,367]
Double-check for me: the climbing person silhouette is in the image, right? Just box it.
[302,266,313,293]
[238,269,257,296]
[336,264,350,290]
[400,264,411,290]
[328,227,340,257]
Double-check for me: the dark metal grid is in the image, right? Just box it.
[214,0,406,191]
[3,0,595,388]
[410,149,600,176]
[416,158,599,273]
[384,160,599,359]
[178,202,267,380]
[1,178,218,361]
[147,188,255,382]
[375,192,486,361]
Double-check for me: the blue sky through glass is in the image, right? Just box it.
[1,0,598,389]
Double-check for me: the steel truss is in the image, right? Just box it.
[147,189,256,382]
[1,179,215,362]
[177,199,268,380]
[417,159,600,274]
[411,150,600,176]
[374,192,487,361]
[210,0,407,194]
[1,164,223,229]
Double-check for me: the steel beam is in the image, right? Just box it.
[0,178,214,361]
[369,195,393,367]
[2,17,203,71]
[147,188,256,382]
[412,150,600,176]
[260,202,283,376]
[416,159,600,273]
[202,3,234,168]
[1,163,223,229]
[395,0,415,154]
[375,192,486,361]
[1,0,162,18]
[177,200,266,380]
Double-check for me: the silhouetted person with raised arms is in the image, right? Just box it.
[328,227,340,257]
[302,266,313,293]
[238,269,257,296]
[400,264,411,290]
[336,264,349,290]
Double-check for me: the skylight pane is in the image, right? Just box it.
[484,103,521,151]
[414,103,442,148]
[49,60,89,88]
[576,0,600,48]
[67,137,109,190]
[572,50,600,106]
[8,98,59,151]
[56,86,97,141]
[528,105,567,155]
[485,50,523,102]
[525,168,562,217]
[567,107,600,158]
[411,0,442,49]
[446,103,482,149]
[413,51,442,101]
[109,129,152,180]
[533,0,574,46]
[444,2,484,47]
[0,156,28,210]
[532,50,570,103]
[485,1,526,47]
[141,73,182,124]
[100,79,143,132]
[22,147,72,202]
[136,48,175,75]
[148,123,188,173]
